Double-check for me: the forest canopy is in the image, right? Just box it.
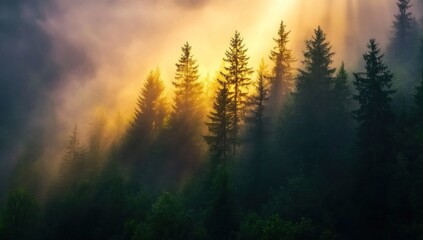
[1,0,423,239]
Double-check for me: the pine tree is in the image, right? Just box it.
[172,42,203,123]
[353,40,395,156]
[297,27,335,103]
[204,79,234,165]
[60,125,87,186]
[164,42,204,183]
[389,0,419,62]
[246,59,270,146]
[63,125,79,167]
[326,63,353,188]
[352,39,396,239]
[124,69,167,161]
[289,26,336,172]
[269,21,294,114]
[222,31,253,154]
[243,59,271,208]
[333,63,350,113]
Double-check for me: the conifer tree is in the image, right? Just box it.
[124,69,167,161]
[333,63,350,113]
[353,39,396,239]
[269,21,294,114]
[204,79,234,165]
[171,42,203,123]
[222,31,253,154]
[243,59,271,207]
[296,27,335,105]
[60,125,87,186]
[288,26,336,172]
[245,60,270,168]
[353,40,395,159]
[246,59,270,147]
[165,42,204,182]
[389,0,419,62]
[327,63,353,177]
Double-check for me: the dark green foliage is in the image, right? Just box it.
[204,79,234,165]
[239,60,271,209]
[222,31,254,152]
[352,39,396,239]
[353,39,395,160]
[0,189,39,240]
[131,192,197,240]
[205,166,237,240]
[268,21,294,114]
[238,214,322,240]
[282,26,337,174]
[329,63,353,163]
[246,60,271,147]
[4,9,423,240]
[416,42,423,118]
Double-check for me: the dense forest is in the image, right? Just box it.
[1,0,423,239]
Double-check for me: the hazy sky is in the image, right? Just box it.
[43,0,417,135]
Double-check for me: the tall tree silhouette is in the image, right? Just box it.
[287,26,336,173]
[204,79,234,166]
[171,42,203,124]
[165,42,204,182]
[123,69,167,163]
[353,39,396,239]
[222,31,253,155]
[388,0,419,62]
[246,60,270,155]
[243,59,271,208]
[329,63,353,158]
[269,21,294,115]
[59,125,87,186]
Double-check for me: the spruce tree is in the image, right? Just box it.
[328,63,353,163]
[389,0,419,62]
[246,59,270,149]
[172,42,203,123]
[243,59,271,208]
[124,69,167,161]
[352,39,396,239]
[333,63,350,113]
[289,26,336,172]
[269,21,294,114]
[165,42,204,182]
[60,125,87,187]
[353,40,395,159]
[204,79,234,165]
[222,31,253,154]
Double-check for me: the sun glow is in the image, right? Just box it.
[44,0,401,144]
